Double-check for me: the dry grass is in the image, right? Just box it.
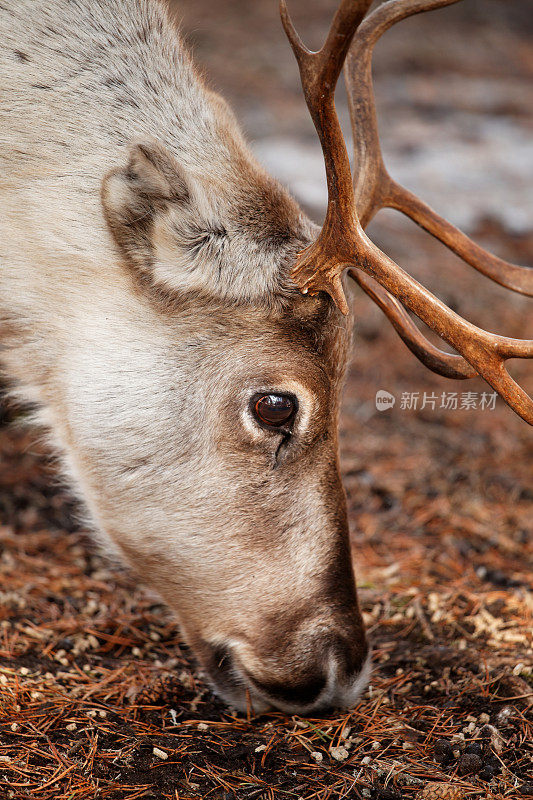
[0,481,531,800]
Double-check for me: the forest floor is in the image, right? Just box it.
[0,0,532,798]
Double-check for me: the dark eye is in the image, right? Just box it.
[252,394,297,429]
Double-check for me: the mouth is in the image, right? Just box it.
[200,643,272,713]
[199,641,372,715]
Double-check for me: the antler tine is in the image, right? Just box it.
[386,183,533,295]
[280,0,373,314]
[345,0,533,295]
[358,231,533,423]
[348,268,475,380]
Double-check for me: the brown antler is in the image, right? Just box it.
[282,0,533,424]
[348,269,476,380]
[280,0,373,314]
[346,0,533,295]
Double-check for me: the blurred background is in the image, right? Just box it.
[171,0,533,236]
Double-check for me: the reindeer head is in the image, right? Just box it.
[97,127,368,711]
[92,0,532,714]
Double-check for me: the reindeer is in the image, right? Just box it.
[0,0,531,714]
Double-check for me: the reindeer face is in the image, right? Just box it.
[106,299,368,712]
[93,141,369,712]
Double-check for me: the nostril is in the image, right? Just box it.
[240,628,369,711]
[245,672,327,708]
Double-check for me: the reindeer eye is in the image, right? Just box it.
[252,394,297,429]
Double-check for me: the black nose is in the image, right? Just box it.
[244,631,368,711]
[248,672,328,708]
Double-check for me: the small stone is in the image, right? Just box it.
[495,706,513,727]
[457,753,482,776]
[0,756,11,763]
[310,751,323,762]
[132,647,142,657]
[197,722,208,731]
[361,756,372,765]
[10,722,18,732]
[19,667,29,676]
[66,723,77,731]
[254,745,267,753]
[480,724,504,753]
[372,741,381,750]
[330,745,349,761]
[152,747,168,760]
[478,713,490,724]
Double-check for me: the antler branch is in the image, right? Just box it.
[348,269,475,379]
[280,0,373,313]
[359,230,533,423]
[283,0,533,424]
[345,0,533,294]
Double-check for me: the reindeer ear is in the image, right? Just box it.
[103,138,299,305]
[102,140,191,274]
